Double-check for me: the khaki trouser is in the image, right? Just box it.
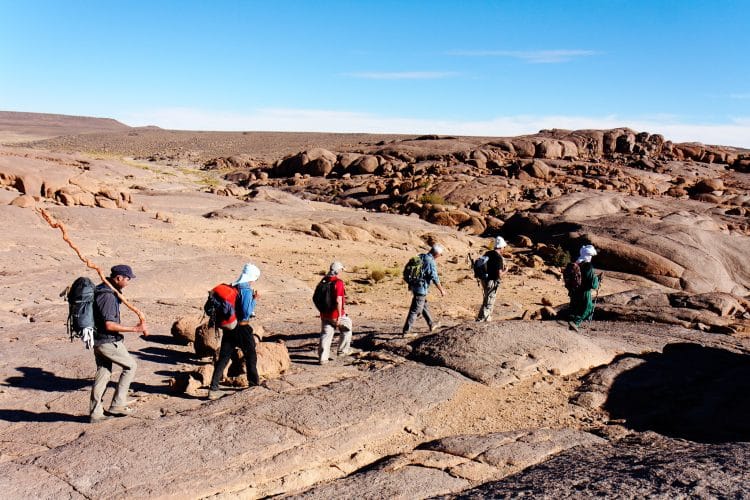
[476,279,500,322]
[319,316,353,363]
[90,341,137,417]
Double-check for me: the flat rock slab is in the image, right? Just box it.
[451,432,750,498]
[291,428,604,499]
[411,321,615,386]
[2,362,466,499]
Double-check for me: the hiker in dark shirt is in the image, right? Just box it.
[567,245,601,331]
[476,236,508,322]
[208,263,261,400]
[89,264,148,423]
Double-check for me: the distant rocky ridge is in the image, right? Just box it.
[0,111,130,143]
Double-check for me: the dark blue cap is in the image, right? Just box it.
[111,264,136,279]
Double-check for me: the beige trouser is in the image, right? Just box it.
[319,316,353,363]
[90,341,137,417]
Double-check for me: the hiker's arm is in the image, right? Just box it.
[335,296,344,323]
[105,321,149,336]
[435,282,446,297]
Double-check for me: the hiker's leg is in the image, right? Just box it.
[237,325,259,386]
[568,291,589,327]
[337,316,353,354]
[403,294,424,333]
[579,290,595,324]
[319,320,335,363]
[108,341,138,408]
[90,347,112,417]
[210,330,235,390]
[421,296,434,328]
[477,280,498,321]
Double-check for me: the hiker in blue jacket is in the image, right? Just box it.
[208,263,261,400]
[402,244,446,336]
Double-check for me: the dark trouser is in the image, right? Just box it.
[568,289,595,327]
[210,324,259,389]
[403,294,433,333]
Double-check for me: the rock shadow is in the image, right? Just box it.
[3,367,89,392]
[605,342,750,443]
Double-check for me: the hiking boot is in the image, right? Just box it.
[429,322,442,333]
[89,414,112,423]
[568,321,580,332]
[207,389,227,400]
[107,406,133,417]
[338,347,361,356]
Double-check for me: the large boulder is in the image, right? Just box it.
[411,321,615,386]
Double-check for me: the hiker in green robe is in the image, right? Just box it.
[567,244,600,331]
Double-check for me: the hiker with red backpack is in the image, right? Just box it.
[89,264,148,423]
[475,236,508,322]
[402,244,446,336]
[564,244,601,332]
[314,261,353,365]
[207,263,261,400]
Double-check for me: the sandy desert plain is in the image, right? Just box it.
[1,110,750,498]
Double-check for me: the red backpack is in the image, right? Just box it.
[204,283,238,328]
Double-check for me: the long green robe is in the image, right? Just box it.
[568,262,600,326]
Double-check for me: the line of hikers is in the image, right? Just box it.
[76,241,600,422]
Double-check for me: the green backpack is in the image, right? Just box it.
[403,254,425,286]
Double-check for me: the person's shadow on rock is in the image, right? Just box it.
[3,367,89,392]
[0,409,89,423]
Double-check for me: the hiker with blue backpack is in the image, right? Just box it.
[314,261,353,365]
[89,264,148,423]
[475,236,508,322]
[207,263,261,400]
[564,244,601,332]
[402,244,446,336]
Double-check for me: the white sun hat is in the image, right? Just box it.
[232,263,261,285]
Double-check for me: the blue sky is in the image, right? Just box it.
[1,0,749,146]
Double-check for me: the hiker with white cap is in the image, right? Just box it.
[314,261,353,365]
[563,244,601,332]
[475,236,508,322]
[208,263,261,399]
[402,244,446,336]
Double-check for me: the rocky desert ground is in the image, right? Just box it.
[1,111,749,498]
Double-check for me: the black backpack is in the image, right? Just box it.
[312,277,337,313]
[66,277,96,341]
[472,255,489,280]
[563,262,583,291]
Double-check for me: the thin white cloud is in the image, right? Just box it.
[343,71,460,80]
[729,93,750,100]
[121,107,750,148]
[448,49,599,63]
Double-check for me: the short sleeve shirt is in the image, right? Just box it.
[93,281,124,344]
[320,276,346,321]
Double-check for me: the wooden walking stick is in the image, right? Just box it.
[35,207,148,329]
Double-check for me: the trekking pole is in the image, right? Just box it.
[36,208,147,326]
[587,273,603,326]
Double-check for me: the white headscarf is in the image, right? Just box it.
[493,236,507,250]
[576,244,597,264]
